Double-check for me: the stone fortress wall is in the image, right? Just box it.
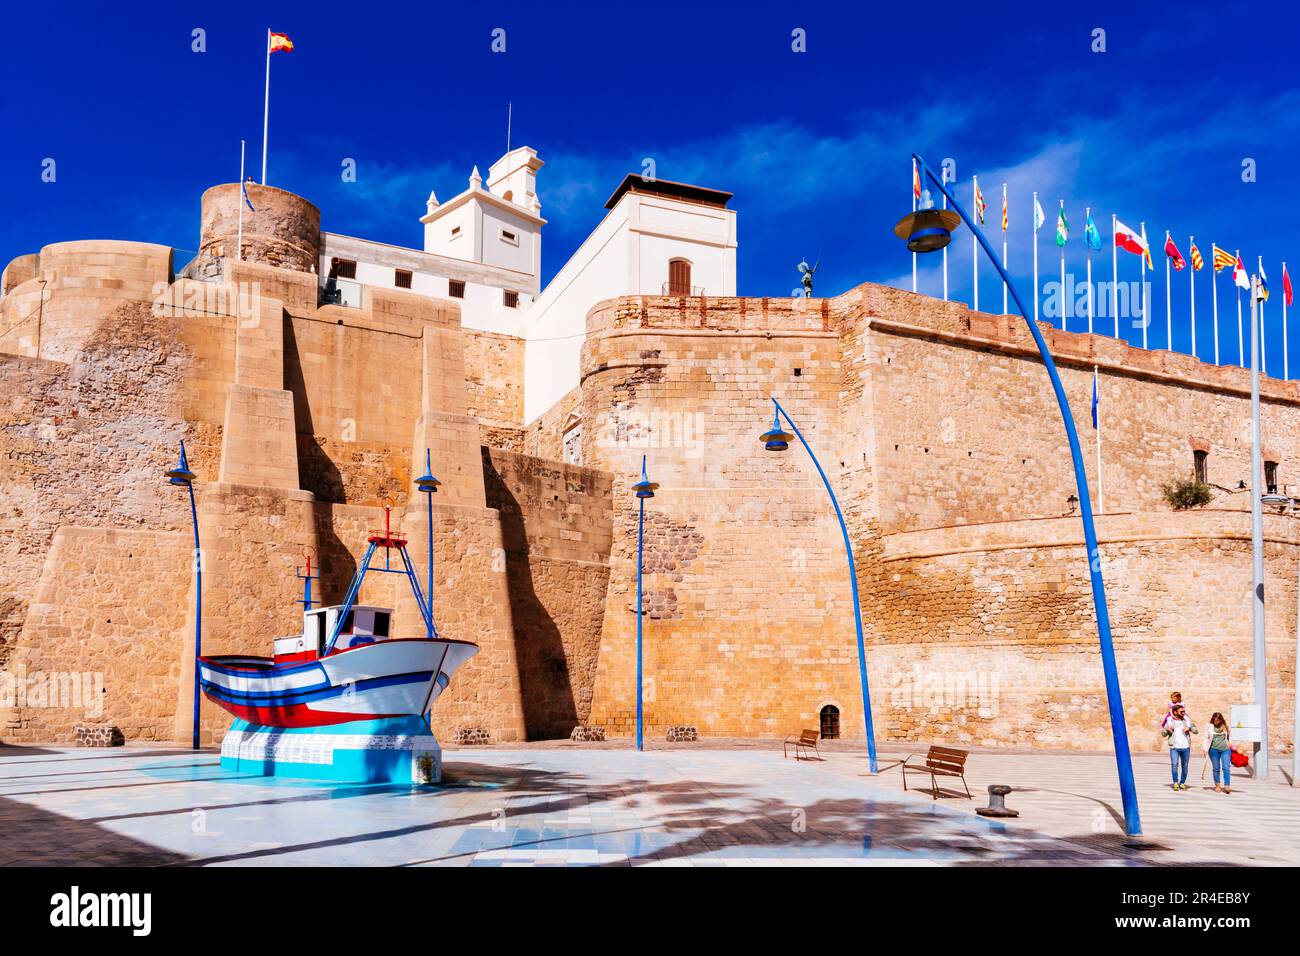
[0,182,1294,753]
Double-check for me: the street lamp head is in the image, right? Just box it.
[415,448,441,495]
[759,408,793,452]
[164,440,195,486]
[893,189,962,253]
[631,455,658,499]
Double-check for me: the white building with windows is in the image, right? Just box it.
[316,145,737,424]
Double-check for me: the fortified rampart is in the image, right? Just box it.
[0,183,1294,754]
[579,289,1298,750]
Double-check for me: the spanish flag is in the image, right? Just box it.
[269,32,294,53]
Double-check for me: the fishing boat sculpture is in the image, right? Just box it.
[198,465,477,784]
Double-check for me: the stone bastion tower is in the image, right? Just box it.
[0,180,1296,754]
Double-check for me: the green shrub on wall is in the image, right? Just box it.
[1161,476,1213,510]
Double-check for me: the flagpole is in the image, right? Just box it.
[911,160,917,294]
[1212,247,1221,365]
[1170,231,1180,351]
[1140,222,1149,350]
[942,181,949,302]
[1111,214,1119,339]
[1059,200,1066,332]
[237,140,245,262]
[1189,237,1197,360]
[261,28,271,185]
[1237,249,1245,367]
[1002,184,1008,315]
[1095,366,1103,513]
[1259,256,1267,375]
[1284,261,1290,380]
[972,176,979,312]
[1086,207,1094,335]
[1033,190,1039,324]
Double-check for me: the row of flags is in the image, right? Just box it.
[911,159,1296,374]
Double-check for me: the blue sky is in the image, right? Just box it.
[3,2,1298,371]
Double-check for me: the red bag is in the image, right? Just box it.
[1230,750,1249,768]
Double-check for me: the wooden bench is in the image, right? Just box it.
[902,746,971,799]
[784,729,821,761]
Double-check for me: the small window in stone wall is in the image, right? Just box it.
[448,279,465,298]
[820,704,840,740]
[503,290,519,308]
[1266,460,1279,495]
[1193,449,1208,484]
[563,425,583,465]
[394,269,413,289]
[331,258,357,279]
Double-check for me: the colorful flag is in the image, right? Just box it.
[1141,223,1153,269]
[242,178,255,212]
[1001,186,1008,232]
[269,32,294,53]
[1285,263,1294,307]
[912,159,921,201]
[974,178,987,224]
[1233,255,1250,290]
[1085,211,1101,250]
[1055,205,1068,246]
[1259,262,1270,301]
[1212,245,1236,272]
[1164,236,1185,271]
[1114,219,1148,257]
[1190,240,1204,271]
[1034,197,1046,231]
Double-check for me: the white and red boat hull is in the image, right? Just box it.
[198,638,478,728]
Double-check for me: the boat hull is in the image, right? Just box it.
[198,638,478,728]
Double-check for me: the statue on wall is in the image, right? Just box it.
[797,257,819,298]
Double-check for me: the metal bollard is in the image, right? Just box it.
[975,784,1019,818]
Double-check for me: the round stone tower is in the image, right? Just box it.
[194,183,320,278]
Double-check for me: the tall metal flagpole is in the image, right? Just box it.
[1237,250,1245,368]
[1086,207,1094,334]
[261,28,271,185]
[1170,230,1180,348]
[1249,273,1270,780]
[237,141,245,262]
[1111,214,1119,339]
[1033,191,1040,324]
[1259,256,1268,375]
[972,176,979,312]
[942,170,950,302]
[1190,237,1197,360]
[1140,222,1149,350]
[1284,262,1290,381]
[1059,200,1066,332]
[1095,366,1103,513]
[1002,184,1008,315]
[911,160,918,294]
[1212,246,1221,365]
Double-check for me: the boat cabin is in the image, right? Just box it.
[273,605,394,664]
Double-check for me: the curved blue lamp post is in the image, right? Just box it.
[631,455,658,752]
[760,401,878,773]
[897,153,1142,839]
[164,440,201,751]
[415,448,441,641]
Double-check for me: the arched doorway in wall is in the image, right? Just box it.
[819,704,840,740]
[668,258,692,295]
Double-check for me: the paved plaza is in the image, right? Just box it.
[1,741,1297,866]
